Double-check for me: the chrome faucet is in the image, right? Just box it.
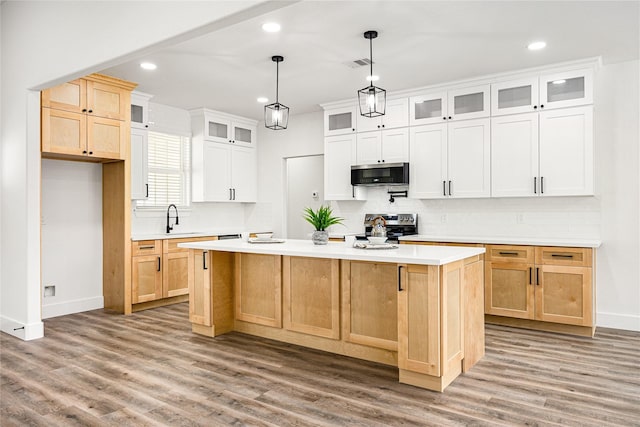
[166,204,179,233]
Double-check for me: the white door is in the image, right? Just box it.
[231,146,256,202]
[539,68,593,110]
[356,131,382,165]
[324,106,357,136]
[491,113,539,197]
[231,121,256,147]
[491,77,539,116]
[130,128,148,200]
[286,155,325,239]
[380,127,409,163]
[447,84,491,121]
[409,91,448,126]
[382,98,409,129]
[202,142,232,201]
[408,124,448,199]
[447,118,491,198]
[539,106,593,196]
[324,134,361,200]
[204,114,231,144]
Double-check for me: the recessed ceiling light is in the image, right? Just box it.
[366,75,380,82]
[527,41,546,51]
[552,79,566,85]
[262,22,281,33]
[257,97,269,103]
[140,62,157,70]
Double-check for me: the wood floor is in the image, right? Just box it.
[2,303,639,427]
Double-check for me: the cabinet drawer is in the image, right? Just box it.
[486,245,534,263]
[536,247,592,267]
[132,240,162,256]
[164,236,218,253]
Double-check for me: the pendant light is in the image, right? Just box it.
[358,30,386,117]
[265,55,289,130]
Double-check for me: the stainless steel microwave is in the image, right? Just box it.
[351,162,409,186]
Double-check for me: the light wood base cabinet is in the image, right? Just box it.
[188,250,485,392]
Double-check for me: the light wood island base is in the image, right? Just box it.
[182,240,485,392]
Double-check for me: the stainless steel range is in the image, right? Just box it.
[358,213,418,243]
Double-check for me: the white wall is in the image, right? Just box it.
[41,160,104,318]
[257,61,640,331]
[0,0,274,340]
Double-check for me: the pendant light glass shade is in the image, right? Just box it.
[265,55,289,130]
[358,30,386,117]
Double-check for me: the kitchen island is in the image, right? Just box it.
[179,239,485,392]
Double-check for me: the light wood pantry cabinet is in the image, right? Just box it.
[130,127,148,200]
[409,84,490,126]
[131,240,163,303]
[324,134,366,200]
[491,106,593,197]
[409,118,490,199]
[41,74,134,161]
[355,128,409,165]
[485,244,594,333]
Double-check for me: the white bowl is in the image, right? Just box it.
[367,236,387,245]
[255,232,273,240]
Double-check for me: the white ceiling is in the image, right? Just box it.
[101,1,639,121]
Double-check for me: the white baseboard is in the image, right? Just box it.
[597,311,640,332]
[42,296,104,319]
[1,315,44,340]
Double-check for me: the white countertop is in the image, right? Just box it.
[178,239,485,266]
[131,229,244,241]
[399,235,602,248]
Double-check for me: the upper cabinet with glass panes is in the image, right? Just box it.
[409,84,490,126]
[190,108,257,148]
[491,68,593,116]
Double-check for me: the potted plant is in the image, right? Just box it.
[303,205,343,245]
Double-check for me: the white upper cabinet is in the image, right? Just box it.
[539,68,593,110]
[191,108,257,148]
[539,106,593,196]
[130,127,148,200]
[356,98,409,132]
[324,134,366,200]
[491,77,539,116]
[324,106,357,136]
[409,119,490,199]
[410,85,490,126]
[356,128,409,165]
[492,68,593,116]
[130,91,153,130]
[491,113,540,197]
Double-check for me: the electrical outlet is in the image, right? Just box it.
[440,214,447,223]
[312,191,319,198]
[44,285,55,297]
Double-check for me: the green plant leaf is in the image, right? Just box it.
[302,205,343,231]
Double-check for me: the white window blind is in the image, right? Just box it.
[138,131,191,208]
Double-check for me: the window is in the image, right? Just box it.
[137,131,191,208]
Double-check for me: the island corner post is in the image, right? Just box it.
[182,240,485,392]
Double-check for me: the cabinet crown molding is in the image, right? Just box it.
[86,73,138,91]
[189,107,258,126]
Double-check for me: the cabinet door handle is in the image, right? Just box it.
[533,105,538,110]
[551,254,574,259]
[352,186,355,198]
[448,180,452,196]
[398,266,404,291]
[536,267,540,285]
[82,108,87,113]
[498,251,519,256]
[229,188,233,200]
[443,181,446,196]
[89,151,93,155]
[233,188,236,200]
[88,109,93,113]
[203,251,208,270]
[541,176,544,194]
[157,257,161,272]
[529,267,532,285]
[145,183,149,198]
[82,150,87,154]
[139,245,155,250]
[534,177,537,194]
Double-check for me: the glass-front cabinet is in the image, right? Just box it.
[204,114,256,147]
[492,68,593,116]
[410,85,490,126]
[324,106,357,136]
